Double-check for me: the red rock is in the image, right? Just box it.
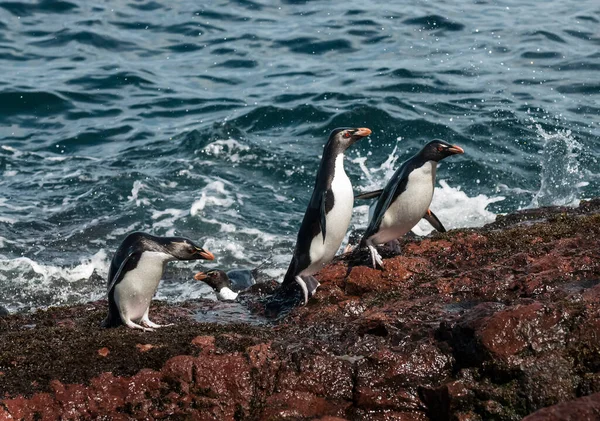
[191,335,216,353]
[2,201,600,420]
[522,392,600,420]
[97,347,110,357]
[162,355,196,384]
[193,354,252,404]
[136,343,156,352]
[263,390,349,419]
[277,353,353,400]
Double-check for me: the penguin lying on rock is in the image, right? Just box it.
[359,139,464,269]
[281,127,372,305]
[194,269,279,301]
[102,232,215,331]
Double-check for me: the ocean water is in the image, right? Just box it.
[0,0,598,313]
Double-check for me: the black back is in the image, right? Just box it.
[281,129,347,287]
[102,232,204,327]
[362,139,460,242]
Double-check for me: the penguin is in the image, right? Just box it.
[342,208,447,254]
[102,232,215,331]
[360,139,464,269]
[357,190,446,233]
[195,269,279,301]
[282,127,372,304]
[194,269,248,301]
[0,305,9,317]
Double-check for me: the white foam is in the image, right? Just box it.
[202,139,249,158]
[0,197,37,211]
[413,180,504,235]
[0,250,110,312]
[1,145,23,157]
[128,180,150,207]
[0,216,17,224]
[351,143,504,237]
[151,208,188,232]
[190,179,236,216]
[529,124,584,208]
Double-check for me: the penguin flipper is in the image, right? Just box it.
[423,209,446,233]
[319,190,327,243]
[363,163,412,241]
[106,251,136,295]
[355,189,383,200]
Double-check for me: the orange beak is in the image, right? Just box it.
[354,127,372,137]
[194,272,208,281]
[197,249,215,260]
[448,145,464,154]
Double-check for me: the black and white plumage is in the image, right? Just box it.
[101,232,215,331]
[282,127,372,304]
[360,139,464,269]
[194,269,255,301]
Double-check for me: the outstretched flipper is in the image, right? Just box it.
[423,209,446,233]
[355,189,383,200]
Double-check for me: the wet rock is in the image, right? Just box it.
[0,306,8,317]
[1,200,600,419]
[522,392,600,421]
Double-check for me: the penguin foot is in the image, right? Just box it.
[125,319,155,332]
[141,318,172,329]
[295,275,309,305]
[368,245,385,270]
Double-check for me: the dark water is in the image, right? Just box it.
[0,0,598,312]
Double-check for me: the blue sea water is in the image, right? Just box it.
[0,0,598,312]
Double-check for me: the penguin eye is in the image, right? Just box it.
[343,132,351,138]
[437,146,444,152]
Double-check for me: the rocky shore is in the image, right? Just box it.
[1,199,600,420]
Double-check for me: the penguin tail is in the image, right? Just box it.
[101,300,124,328]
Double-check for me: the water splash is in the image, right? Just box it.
[0,250,109,312]
[351,143,504,236]
[414,180,504,235]
[530,124,586,208]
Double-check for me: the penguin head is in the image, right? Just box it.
[329,127,372,150]
[160,237,215,261]
[420,139,464,162]
[194,270,231,292]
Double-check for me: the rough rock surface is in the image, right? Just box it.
[1,199,600,420]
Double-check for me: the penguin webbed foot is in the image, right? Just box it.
[141,318,172,329]
[125,319,155,332]
[367,245,385,270]
[294,275,321,305]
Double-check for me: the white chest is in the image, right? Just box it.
[217,287,239,301]
[114,251,171,321]
[375,161,437,244]
[305,154,354,274]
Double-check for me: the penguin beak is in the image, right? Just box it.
[447,145,464,154]
[194,272,208,281]
[196,248,215,260]
[354,127,372,138]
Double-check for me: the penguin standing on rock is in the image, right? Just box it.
[102,232,215,331]
[360,139,464,269]
[282,127,372,304]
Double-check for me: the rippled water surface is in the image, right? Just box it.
[1,0,599,312]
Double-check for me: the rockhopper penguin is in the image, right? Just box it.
[282,127,372,304]
[102,232,215,331]
[194,269,249,301]
[360,139,464,269]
